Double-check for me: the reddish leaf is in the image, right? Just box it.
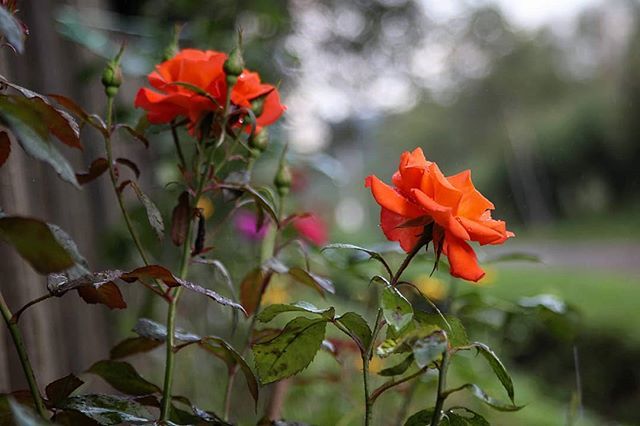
[45,374,84,406]
[192,213,206,256]
[0,216,75,274]
[0,95,80,187]
[75,158,108,185]
[240,268,271,316]
[121,265,180,287]
[0,130,10,167]
[170,191,191,246]
[77,282,126,309]
[122,265,246,314]
[115,158,140,178]
[115,124,149,148]
[47,270,124,295]
[117,180,132,194]
[48,94,108,136]
[2,89,81,150]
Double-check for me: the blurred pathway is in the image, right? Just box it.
[490,240,640,275]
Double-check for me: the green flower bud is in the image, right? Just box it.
[101,63,122,91]
[102,45,125,98]
[249,128,269,153]
[162,24,182,62]
[223,46,244,77]
[251,96,265,117]
[274,162,292,197]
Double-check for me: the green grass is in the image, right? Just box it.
[481,264,640,343]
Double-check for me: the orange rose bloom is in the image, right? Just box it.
[365,148,514,282]
[135,49,285,131]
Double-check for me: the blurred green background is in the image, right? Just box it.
[4,0,640,425]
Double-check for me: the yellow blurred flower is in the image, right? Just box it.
[261,277,290,306]
[477,266,498,286]
[354,355,383,374]
[414,275,446,301]
[197,197,214,219]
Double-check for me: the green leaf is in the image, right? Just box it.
[321,243,392,274]
[200,337,259,408]
[129,182,164,240]
[442,407,490,426]
[0,7,24,53]
[45,374,84,406]
[243,185,280,228]
[414,312,469,348]
[376,337,401,358]
[404,408,434,426]
[59,395,151,425]
[0,95,80,187]
[471,342,514,403]
[0,216,74,274]
[518,294,566,314]
[287,267,335,295]
[378,354,414,376]
[109,337,162,360]
[87,360,161,396]
[253,316,328,384]
[132,318,201,343]
[460,383,523,412]
[336,312,372,352]
[412,330,447,368]
[378,322,442,358]
[381,286,413,332]
[370,275,390,287]
[257,302,334,323]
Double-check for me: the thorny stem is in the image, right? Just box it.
[104,98,152,268]
[105,98,163,319]
[160,86,234,421]
[224,174,277,421]
[363,352,372,426]
[0,291,47,419]
[363,235,430,425]
[430,351,450,426]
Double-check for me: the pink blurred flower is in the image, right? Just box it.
[235,210,268,240]
[293,214,328,246]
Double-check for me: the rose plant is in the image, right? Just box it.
[0,7,544,426]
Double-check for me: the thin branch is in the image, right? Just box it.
[369,366,429,403]
[11,293,52,323]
